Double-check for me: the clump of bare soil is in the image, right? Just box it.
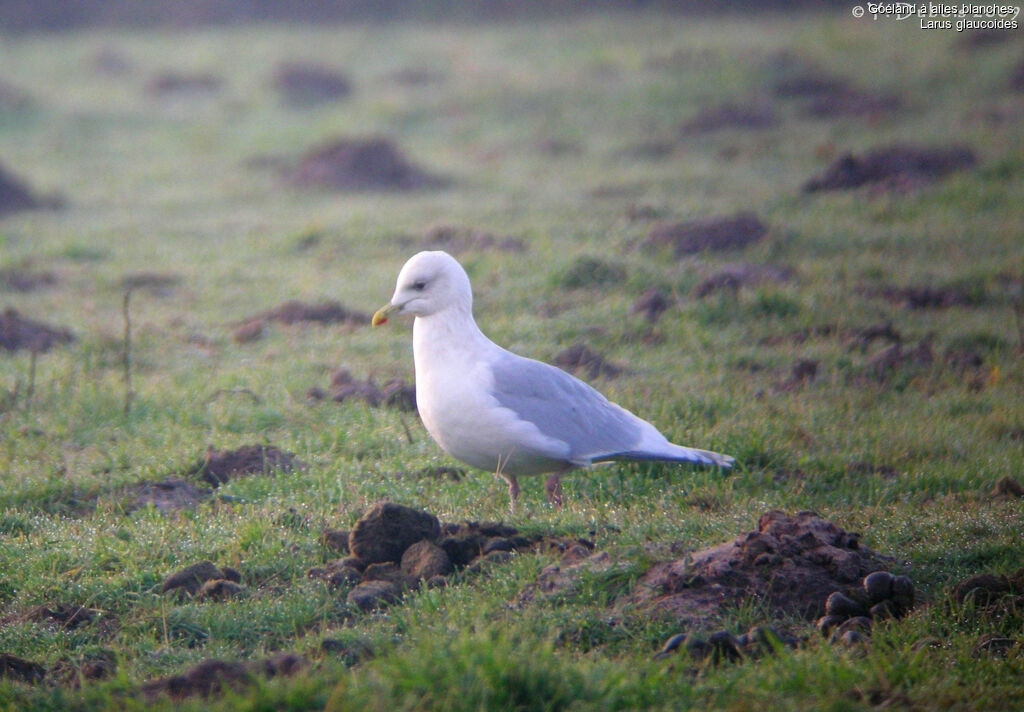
[630,288,672,323]
[557,255,627,290]
[306,368,416,411]
[1,163,60,216]
[183,444,305,487]
[0,266,57,292]
[0,308,75,353]
[123,479,212,512]
[0,653,45,684]
[803,144,977,193]
[1012,57,1024,92]
[282,136,446,191]
[866,283,978,309]
[815,570,916,646]
[953,569,1024,608]
[642,212,768,257]
[233,300,368,343]
[141,653,306,701]
[1,603,98,630]
[308,501,593,612]
[680,101,778,134]
[161,560,242,599]
[628,510,894,622]
[120,271,180,295]
[144,71,221,97]
[552,343,625,380]
[692,262,793,298]
[421,223,526,253]
[271,61,352,107]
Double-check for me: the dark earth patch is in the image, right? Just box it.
[680,100,778,134]
[421,223,526,253]
[120,271,180,295]
[282,136,446,191]
[803,144,976,192]
[552,343,625,380]
[692,263,793,298]
[1012,56,1024,92]
[627,510,893,622]
[0,308,74,353]
[1,603,97,630]
[271,61,352,107]
[866,284,978,309]
[630,288,672,323]
[185,444,305,487]
[0,266,57,293]
[123,479,212,512]
[144,71,221,97]
[141,653,306,700]
[233,300,368,342]
[310,503,593,612]
[0,653,45,684]
[556,255,627,289]
[642,212,768,257]
[1,162,61,216]
[306,368,416,411]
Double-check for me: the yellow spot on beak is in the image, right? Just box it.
[372,304,398,327]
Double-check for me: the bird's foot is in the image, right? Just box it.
[544,473,563,509]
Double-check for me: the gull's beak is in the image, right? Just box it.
[372,303,399,327]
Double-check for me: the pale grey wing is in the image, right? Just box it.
[488,351,645,462]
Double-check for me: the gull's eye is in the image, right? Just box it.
[412,280,427,291]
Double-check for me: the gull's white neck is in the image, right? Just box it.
[412,304,492,376]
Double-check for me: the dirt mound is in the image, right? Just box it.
[283,136,445,191]
[307,368,416,411]
[628,510,893,622]
[774,71,901,118]
[120,271,180,295]
[642,212,768,257]
[630,288,672,323]
[144,71,221,97]
[803,144,976,193]
[421,223,526,253]
[233,300,368,342]
[309,502,593,611]
[161,560,242,598]
[552,343,625,380]
[124,479,212,511]
[953,569,1024,607]
[867,284,976,309]
[271,61,352,107]
[141,653,306,700]
[1,163,59,216]
[186,444,305,487]
[0,267,57,292]
[557,256,627,289]
[1,603,97,630]
[692,262,793,298]
[680,101,778,134]
[0,308,75,353]
[0,653,45,684]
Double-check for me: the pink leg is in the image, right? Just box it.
[544,473,563,508]
[505,475,519,513]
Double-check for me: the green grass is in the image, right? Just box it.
[1,9,1023,711]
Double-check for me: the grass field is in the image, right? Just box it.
[1,8,1023,710]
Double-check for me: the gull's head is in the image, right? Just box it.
[372,251,472,325]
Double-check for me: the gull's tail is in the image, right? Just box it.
[596,444,734,468]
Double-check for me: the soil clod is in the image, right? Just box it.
[803,144,976,193]
[283,136,445,191]
[0,308,74,353]
[187,444,304,487]
[643,212,768,257]
[421,223,526,253]
[680,101,778,134]
[552,343,625,380]
[271,62,352,107]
